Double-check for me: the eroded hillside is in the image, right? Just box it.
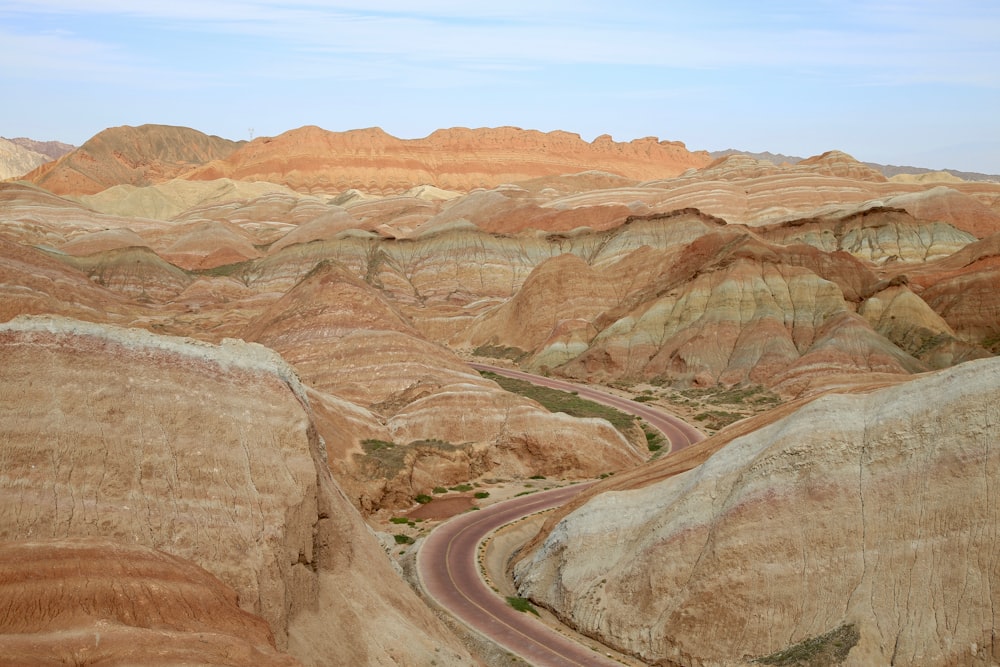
[512,356,1000,666]
[2,123,999,665]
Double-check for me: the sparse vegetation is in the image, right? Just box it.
[753,623,859,666]
[358,438,408,475]
[433,486,448,494]
[389,517,411,525]
[472,344,527,362]
[450,484,474,492]
[414,494,433,504]
[643,423,665,454]
[357,438,463,476]
[474,491,490,499]
[693,410,745,430]
[478,370,636,435]
[393,534,415,545]
[505,597,539,616]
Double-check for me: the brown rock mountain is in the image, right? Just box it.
[24,123,712,196]
[22,124,244,195]
[513,356,1000,666]
[188,125,713,194]
[7,136,75,160]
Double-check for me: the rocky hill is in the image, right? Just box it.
[23,123,712,196]
[0,315,473,666]
[3,123,1000,664]
[710,148,1000,183]
[21,124,244,195]
[513,356,1000,666]
[0,137,52,179]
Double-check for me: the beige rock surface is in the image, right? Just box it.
[514,357,1000,666]
[0,136,51,180]
[0,315,474,666]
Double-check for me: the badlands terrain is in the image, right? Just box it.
[2,123,999,665]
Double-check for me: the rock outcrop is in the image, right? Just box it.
[513,357,1000,666]
[0,136,52,180]
[187,125,713,195]
[0,315,473,666]
[22,124,244,195]
[244,262,645,509]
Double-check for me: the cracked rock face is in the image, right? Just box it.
[513,356,1000,666]
[0,315,472,666]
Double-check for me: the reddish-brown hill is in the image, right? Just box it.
[175,125,712,194]
[22,124,244,195]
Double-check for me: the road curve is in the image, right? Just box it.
[416,365,705,665]
[417,483,623,667]
[470,362,705,453]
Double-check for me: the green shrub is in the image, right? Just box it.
[389,517,410,524]
[506,596,539,616]
[474,491,490,499]
[449,484,474,492]
[433,486,447,494]
[393,534,415,545]
[414,494,432,504]
[478,371,635,434]
[754,623,859,665]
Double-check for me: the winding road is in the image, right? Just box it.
[470,363,704,454]
[416,364,705,666]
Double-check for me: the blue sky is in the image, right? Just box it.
[2,1,998,172]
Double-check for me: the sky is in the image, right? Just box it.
[1,1,999,173]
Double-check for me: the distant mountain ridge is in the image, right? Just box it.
[6,137,74,161]
[710,149,1000,182]
[21,124,712,196]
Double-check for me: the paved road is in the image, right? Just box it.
[417,365,705,665]
[417,483,623,667]
[470,362,704,453]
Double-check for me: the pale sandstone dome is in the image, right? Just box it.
[73,177,305,221]
[0,136,51,179]
[889,170,965,184]
[513,356,1000,666]
[0,315,473,667]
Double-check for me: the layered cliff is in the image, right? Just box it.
[187,125,713,194]
[513,357,1000,666]
[0,316,473,666]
